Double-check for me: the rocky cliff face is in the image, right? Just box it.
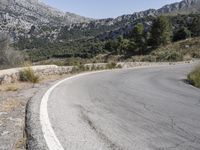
[157,0,200,14]
[86,0,200,40]
[1,0,200,42]
[76,0,200,29]
[0,0,91,31]
[59,0,200,41]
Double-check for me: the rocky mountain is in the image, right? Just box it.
[0,0,91,32]
[56,0,200,41]
[1,0,200,42]
[101,0,200,26]
[157,0,200,15]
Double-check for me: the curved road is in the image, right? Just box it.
[46,63,200,150]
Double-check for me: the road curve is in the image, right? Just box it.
[45,63,200,150]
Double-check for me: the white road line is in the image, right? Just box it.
[40,70,108,150]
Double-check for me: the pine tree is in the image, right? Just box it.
[149,16,172,48]
[132,23,146,54]
[190,16,200,37]
[173,27,191,41]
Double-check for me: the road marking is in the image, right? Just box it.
[39,64,185,149]
[40,70,109,150]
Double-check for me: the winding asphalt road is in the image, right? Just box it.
[45,63,200,150]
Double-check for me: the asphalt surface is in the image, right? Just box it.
[47,63,200,150]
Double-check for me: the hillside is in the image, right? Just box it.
[0,0,91,40]
[59,0,200,41]
[131,37,200,62]
[1,0,200,42]
[1,0,200,68]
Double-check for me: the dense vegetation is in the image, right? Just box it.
[11,14,200,64]
[188,65,200,88]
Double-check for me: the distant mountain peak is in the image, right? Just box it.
[1,0,200,42]
[0,0,91,29]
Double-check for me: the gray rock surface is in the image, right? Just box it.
[0,0,91,28]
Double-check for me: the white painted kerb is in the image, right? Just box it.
[39,63,186,149]
[40,70,109,150]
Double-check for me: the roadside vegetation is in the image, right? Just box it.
[0,33,24,69]
[71,61,122,73]
[5,85,19,91]
[19,68,40,83]
[188,65,200,88]
[1,14,200,69]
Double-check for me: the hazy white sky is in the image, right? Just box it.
[43,0,182,19]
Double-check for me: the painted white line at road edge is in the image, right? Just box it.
[40,70,109,150]
[40,63,188,150]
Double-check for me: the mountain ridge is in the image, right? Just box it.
[89,0,200,27]
[1,0,200,42]
[0,0,91,29]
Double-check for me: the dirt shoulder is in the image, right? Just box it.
[0,74,72,150]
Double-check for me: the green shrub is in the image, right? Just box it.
[116,64,122,69]
[165,51,183,61]
[106,62,117,69]
[154,51,183,62]
[19,68,40,83]
[188,65,200,88]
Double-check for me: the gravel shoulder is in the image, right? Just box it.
[0,74,72,150]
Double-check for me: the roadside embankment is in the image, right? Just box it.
[0,61,193,85]
[0,65,73,85]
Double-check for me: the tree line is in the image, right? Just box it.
[104,15,200,56]
[13,14,200,62]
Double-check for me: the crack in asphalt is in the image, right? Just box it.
[77,105,123,150]
[167,115,200,146]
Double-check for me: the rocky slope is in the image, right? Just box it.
[1,0,200,42]
[98,0,200,27]
[0,0,91,33]
[64,0,200,40]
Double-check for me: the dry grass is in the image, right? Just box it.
[153,37,200,60]
[15,137,26,150]
[0,82,29,92]
[131,37,200,62]
[5,85,19,91]
[39,74,72,83]
[19,68,40,83]
[0,99,22,112]
[0,117,6,125]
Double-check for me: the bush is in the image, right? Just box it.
[188,65,200,88]
[154,51,183,62]
[19,68,40,83]
[173,27,191,41]
[106,62,117,69]
[105,62,121,69]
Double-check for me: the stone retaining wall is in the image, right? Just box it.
[0,61,193,85]
[0,65,73,85]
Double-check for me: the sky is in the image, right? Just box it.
[42,0,182,19]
